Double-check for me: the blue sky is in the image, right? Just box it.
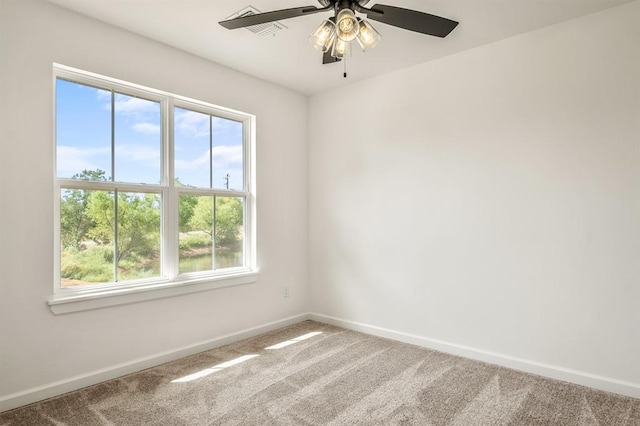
[56,79,244,190]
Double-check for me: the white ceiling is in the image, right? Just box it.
[45,0,633,95]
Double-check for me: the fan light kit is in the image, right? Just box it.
[220,1,458,77]
[310,8,382,59]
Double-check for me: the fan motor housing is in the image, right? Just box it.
[317,0,370,7]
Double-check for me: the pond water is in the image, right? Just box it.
[178,250,243,273]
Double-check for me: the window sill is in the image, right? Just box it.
[48,270,260,315]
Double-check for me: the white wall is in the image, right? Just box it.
[1,0,639,410]
[309,1,640,393]
[0,0,309,406]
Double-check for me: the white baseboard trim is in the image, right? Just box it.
[3,312,637,414]
[0,313,312,414]
[309,313,640,399]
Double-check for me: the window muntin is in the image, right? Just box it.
[54,67,254,295]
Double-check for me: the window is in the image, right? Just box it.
[52,65,256,309]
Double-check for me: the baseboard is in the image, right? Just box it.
[310,313,640,399]
[0,313,312,414]
[3,312,637,414]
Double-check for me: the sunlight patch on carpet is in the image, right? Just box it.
[265,331,323,350]
[171,354,260,383]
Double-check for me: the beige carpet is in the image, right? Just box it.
[1,320,638,425]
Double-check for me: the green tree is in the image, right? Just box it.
[116,192,161,262]
[188,196,243,246]
[189,196,213,236]
[86,191,114,246]
[75,169,108,181]
[59,169,107,250]
[86,191,160,264]
[215,197,243,245]
[175,178,198,232]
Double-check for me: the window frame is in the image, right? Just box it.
[50,64,258,314]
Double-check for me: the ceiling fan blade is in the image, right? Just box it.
[220,6,328,30]
[322,51,341,65]
[363,4,458,38]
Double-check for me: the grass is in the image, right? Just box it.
[61,246,114,283]
[61,234,236,285]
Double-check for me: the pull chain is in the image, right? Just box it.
[343,54,347,78]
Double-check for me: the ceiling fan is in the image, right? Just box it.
[219,0,459,67]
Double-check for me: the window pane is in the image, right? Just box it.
[215,196,244,269]
[60,189,115,287]
[114,93,161,184]
[116,192,161,281]
[56,72,253,294]
[179,195,213,273]
[56,79,111,179]
[174,107,211,188]
[212,117,244,190]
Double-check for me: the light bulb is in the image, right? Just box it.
[310,19,337,52]
[331,37,350,59]
[356,19,381,51]
[336,9,359,42]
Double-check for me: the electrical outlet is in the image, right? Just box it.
[282,286,290,298]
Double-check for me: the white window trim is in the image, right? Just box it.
[48,271,260,315]
[50,64,258,315]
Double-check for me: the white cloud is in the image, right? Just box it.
[116,144,161,161]
[114,95,159,114]
[95,88,111,101]
[175,109,209,138]
[57,144,160,177]
[100,94,160,146]
[132,122,160,135]
[174,145,243,172]
[213,145,243,169]
[212,116,241,132]
[56,145,110,177]
[174,110,241,138]
[175,149,211,171]
[214,145,244,189]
